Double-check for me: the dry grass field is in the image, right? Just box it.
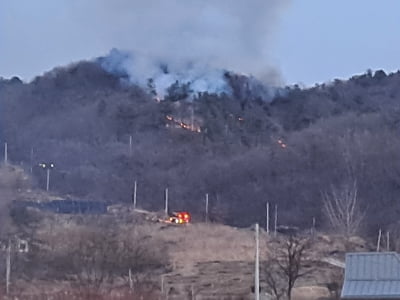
[120,219,369,299]
[153,223,268,272]
[1,182,372,300]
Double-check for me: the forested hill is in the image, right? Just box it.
[1,62,400,234]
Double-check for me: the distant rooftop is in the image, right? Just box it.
[342,252,400,299]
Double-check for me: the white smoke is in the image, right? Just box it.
[71,0,290,96]
[98,49,231,97]
[0,0,290,94]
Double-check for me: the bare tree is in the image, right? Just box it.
[61,226,168,292]
[0,165,32,238]
[323,180,364,237]
[71,230,116,290]
[265,235,311,300]
[264,268,286,300]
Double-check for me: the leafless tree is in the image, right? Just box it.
[26,223,168,295]
[264,267,286,300]
[323,180,364,237]
[0,165,32,238]
[265,235,311,300]
[70,230,116,290]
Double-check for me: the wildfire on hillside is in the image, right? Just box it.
[165,115,201,133]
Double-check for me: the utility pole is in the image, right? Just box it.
[6,239,11,295]
[161,274,166,294]
[274,204,278,237]
[255,223,260,300]
[311,217,316,237]
[165,188,169,215]
[205,193,209,223]
[30,148,34,173]
[128,269,133,290]
[191,105,194,131]
[4,142,8,164]
[129,135,133,156]
[377,229,382,252]
[266,202,270,234]
[39,162,55,192]
[46,168,50,192]
[387,231,390,251]
[191,284,195,300]
[133,180,137,210]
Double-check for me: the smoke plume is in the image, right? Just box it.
[1,0,289,93]
[72,0,290,95]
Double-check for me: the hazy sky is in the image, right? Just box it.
[0,0,399,86]
[273,0,400,85]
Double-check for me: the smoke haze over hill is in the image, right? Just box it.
[0,0,289,82]
[4,1,400,236]
[78,0,289,81]
[2,61,400,232]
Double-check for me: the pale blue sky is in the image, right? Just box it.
[0,0,399,86]
[273,0,400,85]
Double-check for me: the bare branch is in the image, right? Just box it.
[323,180,365,237]
[265,236,311,300]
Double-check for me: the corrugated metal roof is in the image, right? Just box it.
[341,252,400,299]
[343,280,400,299]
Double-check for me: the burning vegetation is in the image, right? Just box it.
[165,115,201,133]
[1,61,400,234]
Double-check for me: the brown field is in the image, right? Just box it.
[2,199,371,299]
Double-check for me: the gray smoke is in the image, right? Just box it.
[1,0,290,94]
[98,49,233,97]
[71,0,290,95]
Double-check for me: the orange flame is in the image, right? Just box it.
[165,115,201,133]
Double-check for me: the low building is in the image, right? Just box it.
[341,252,400,299]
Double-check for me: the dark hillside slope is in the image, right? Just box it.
[271,70,400,130]
[1,64,400,233]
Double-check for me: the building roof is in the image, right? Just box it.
[341,252,400,299]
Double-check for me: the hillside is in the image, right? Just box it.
[0,176,371,300]
[1,62,400,234]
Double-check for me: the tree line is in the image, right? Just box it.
[1,62,400,236]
